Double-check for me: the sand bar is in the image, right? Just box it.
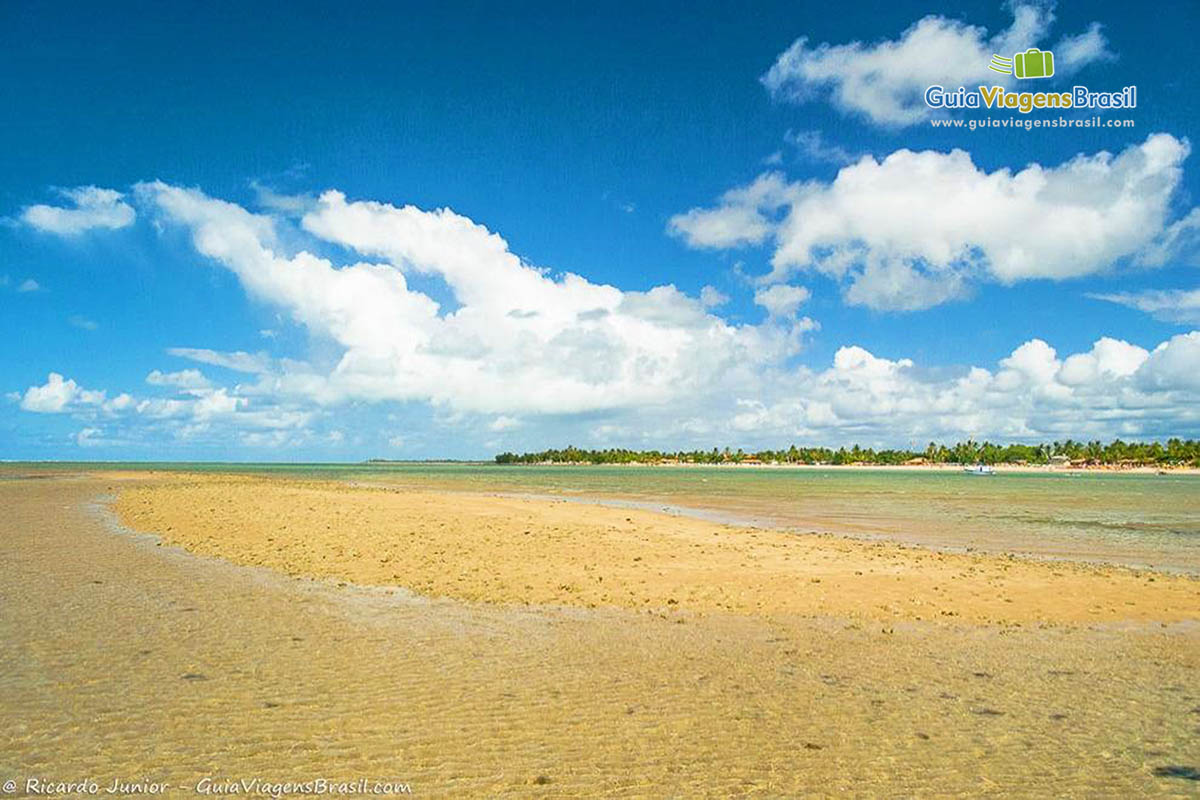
[3,473,1198,797]
[113,473,1200,626]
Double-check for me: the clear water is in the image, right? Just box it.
[7,462,1199,572]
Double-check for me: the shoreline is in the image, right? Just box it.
[3,460,1199,476]
[493,461,1200,475]
[473,489,1200,576]
[111,473,1200,626]
[22,465,1200,574]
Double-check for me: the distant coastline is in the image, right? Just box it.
[486,460,1200,475]
[493,440,1200,472]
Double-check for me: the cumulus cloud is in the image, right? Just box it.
[17,362,312,449]
[668,173,802,249]
[721,332,1200,444]
[21,186,136,235]
[754,284,811,317]
[106,393,135,412]
[762,2,1113,126]
[16,179,1200,449]
[75,427,104,447]
[1056,337,1146,386]
[17,279,40,293]
[672,134,1195,311]
[1137,332,1200,391]
[135,181,811,417]
[20,373,106,413]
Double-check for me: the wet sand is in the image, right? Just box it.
[113,474,1200,625]
[2,473,1199,797]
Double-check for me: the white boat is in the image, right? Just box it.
[963,464,995,476]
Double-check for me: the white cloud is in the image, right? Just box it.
[19,179,1199,449]
[249,180,317,216]
[1054,22,1115,72]
[784,129,856,165]
[75,427,103,447]
[191,388,244,418]
[1056,337,1146,386]
[1090,287,1200,325]
[1134,208,1200,268]
[754,284,811,317]
[489,415,521,432]
[762,2,1112,126]
[668,172,801,249]
[166,347,272,373]
[106,393,135,412]
[17,279,40,293]
[17,364,310,446]
[69,315,99,331]
[21,186,136,235]
[136,182,812,417]
[721,332,1200,444]
[112,180,1200,444]
[20,373,106,413]
[146,368,212,391]
[1137,332,1200,392]
[699,285,729,308]
[673,134,1195,311]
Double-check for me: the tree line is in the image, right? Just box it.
[494,439,1200,467]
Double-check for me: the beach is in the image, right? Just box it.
[111,474,1199,625]
[2,470,1199,796]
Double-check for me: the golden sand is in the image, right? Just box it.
[113,474,1199,626]
[3,473,1198,797]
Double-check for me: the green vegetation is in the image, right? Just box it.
[495,439,1200,467]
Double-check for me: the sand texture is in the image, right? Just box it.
[113,475,1200,625]
[2,473,1198,797]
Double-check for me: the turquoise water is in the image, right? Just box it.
[7,462,1199,572]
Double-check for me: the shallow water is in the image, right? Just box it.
[7,462,1200,572]
[363,465,1200,572]
[2,477,1198,797]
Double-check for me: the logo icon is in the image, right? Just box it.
[989,48,1055,79]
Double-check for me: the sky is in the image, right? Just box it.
[2,0,1198,460]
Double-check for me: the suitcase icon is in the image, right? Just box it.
[1013,48,1054,79]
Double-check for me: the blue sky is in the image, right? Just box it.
[2,0,1198,460]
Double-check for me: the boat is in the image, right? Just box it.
[963,464,996,476]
